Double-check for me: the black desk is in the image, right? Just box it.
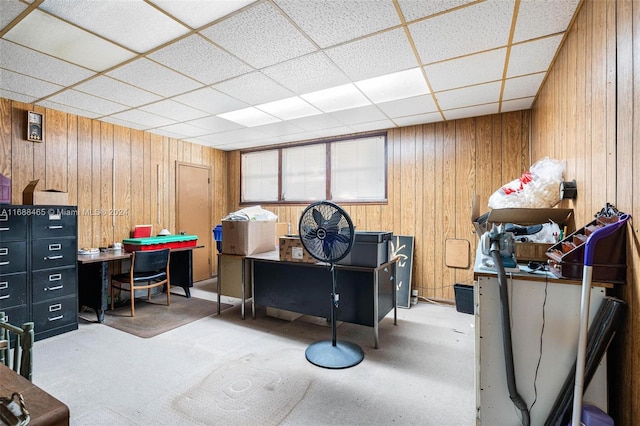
[248,251,397,348]
[77,246,201,322]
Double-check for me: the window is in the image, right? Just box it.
[241,134,386,203]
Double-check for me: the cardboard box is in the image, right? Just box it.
[471,199,575,262]
[221,220,276,256]
[279,236,316,263]
[22,180,68,205]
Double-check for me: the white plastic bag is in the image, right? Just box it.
[488,157,566,209]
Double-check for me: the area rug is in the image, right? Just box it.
[82,295,232,338]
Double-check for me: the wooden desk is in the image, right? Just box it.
[247,251,397,348]
[0,364,69,425]
[77,246,202,322]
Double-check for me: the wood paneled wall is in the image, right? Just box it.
[531,0,639,423]
[0,98,228,274]
[227,111,531,301]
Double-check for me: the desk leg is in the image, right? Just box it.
[217,255,221,315]
[393,262,397,326]
[169,250,193,298]
[78,261,108,323]
[241,257,245,320]
[250,259,256,320]
[374,269,379,349]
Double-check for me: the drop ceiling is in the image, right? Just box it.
[0,0,581,151]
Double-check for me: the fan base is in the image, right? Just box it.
[305,340,364,369]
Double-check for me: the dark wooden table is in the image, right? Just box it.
[0,363,69,425]
[77,246,202,322]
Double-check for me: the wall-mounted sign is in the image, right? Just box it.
[27,111,43,142]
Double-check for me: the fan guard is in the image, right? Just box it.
[298,201,364,369]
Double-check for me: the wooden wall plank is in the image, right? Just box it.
[66,113,78,207]
[76,117,92,248]
[0,98,12,181]
[45,109,68,192]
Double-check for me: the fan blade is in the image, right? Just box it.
[312,208,325,227]
[326,209,342,229]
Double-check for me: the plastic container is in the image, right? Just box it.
[337,231,392,267]
[213,224,222,253]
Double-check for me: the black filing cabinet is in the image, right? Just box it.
[0,205,78,341]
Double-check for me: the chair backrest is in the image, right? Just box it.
[131,248,170,273]
[0,311,34,381]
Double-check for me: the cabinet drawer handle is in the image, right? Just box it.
[48,315,64,322]
[49,273,62,281]
[0,294,9,300]
[45,285,64,291]
[0,248,7,255]
[0,227,9,231]
[47,225,63,230]
[0,261,8,266]
[0,281,7,289]
[45,255,63,260]
[49,243,61,251]
[49,303,62,312]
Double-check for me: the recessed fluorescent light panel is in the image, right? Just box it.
[218,107,281,127]
[355,68,429,103]
[256,96,322,120]
[301,83,371,113]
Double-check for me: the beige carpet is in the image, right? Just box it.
[80,294,232,338]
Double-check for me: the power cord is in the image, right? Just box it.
[529,275,548,414]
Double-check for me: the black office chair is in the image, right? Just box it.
[0,311,34,381]
[110,248,171,317]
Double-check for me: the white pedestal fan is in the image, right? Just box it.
[298,201,364,369]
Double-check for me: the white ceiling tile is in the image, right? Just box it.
[275,0,400,48]
[200,2,316,69]
[377,94,438,118]
[75,76,162,107]
[256,96,322,121]
[186,115,245,133]
[148,35,253,85]
[329,105,388,125]
[261,52,350,94]
[503,73,545,100]
[0,0,29,29]
[214,72,294,105]
[0,40,95,86]
[301,83,371,113]
[513,0,580,43]
[209,127,271,144]
[47,89,129,116]
[311,125,356,139]
[356,68,429,104]
[350,119,394,133]
[4,10,135,71]
[0,68,63,99]
[325,28,418,81]
[172,88,249,115]
[393,112,442,127]
[501,97,534,112]
[139,99,209,122]
[99,116,149,131]
[36,99,101,119]
[106,58,203,97]
[250,120,307,138]
[425,48,506,92]
[110,109,178,129]
[397,0,477,23]
[435,81,502,110]
[147,127,185,139]
[409,0,514,64]
[151,122,210,138]
[150,0,257,29]
[288,114,346,132]
[38,0,190,53]
[218,107,280,127]
[443,103,499,120]
[0,89,37,104]
[508,35,562,78]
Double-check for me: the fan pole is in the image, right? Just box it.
[331,265,337,347]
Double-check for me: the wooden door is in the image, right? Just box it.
[176,162,211,282]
